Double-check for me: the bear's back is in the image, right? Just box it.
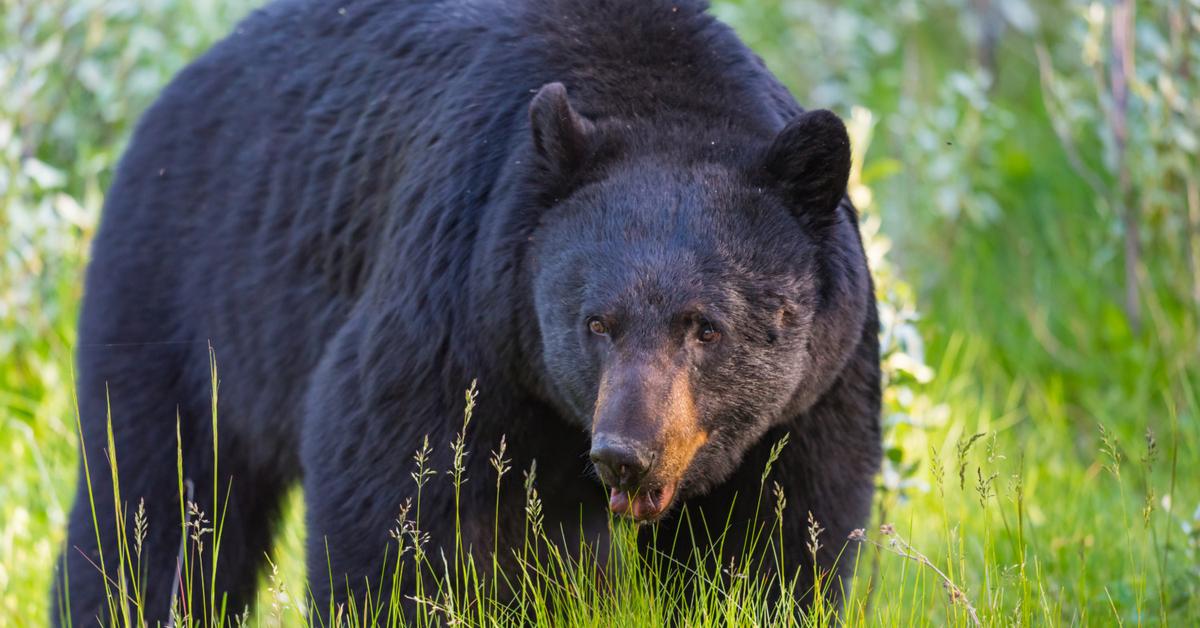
[80,0,795,430]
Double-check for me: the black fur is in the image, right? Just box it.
[56,0,881,623]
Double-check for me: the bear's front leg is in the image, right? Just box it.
[300,317,470,623]
[299,314,602,623]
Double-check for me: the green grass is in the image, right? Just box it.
[3,0,1199,625]
[42,371,875,626]
[23,344,1200,626]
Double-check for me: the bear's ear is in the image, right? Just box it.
[529,82,594,178]
[762,109,851,221]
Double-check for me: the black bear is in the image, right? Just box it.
[56,0,881,623]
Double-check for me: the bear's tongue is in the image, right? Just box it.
[609,484,676,521]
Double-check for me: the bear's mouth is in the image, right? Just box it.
[608,481,677,522]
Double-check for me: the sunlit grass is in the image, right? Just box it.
[36,356,1199,626]
[50,371,860,627]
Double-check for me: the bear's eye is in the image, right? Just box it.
[587,316,609,336]
[697,320,720,343]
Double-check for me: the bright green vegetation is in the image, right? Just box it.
[3,0,1197,625]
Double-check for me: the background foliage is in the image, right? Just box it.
[2,0,1197,624]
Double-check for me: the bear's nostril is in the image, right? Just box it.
[590,438,651,490]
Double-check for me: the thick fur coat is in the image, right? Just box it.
[57,0,881,623]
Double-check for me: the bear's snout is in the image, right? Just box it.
[589,435,654,490]
[590,355,708,521]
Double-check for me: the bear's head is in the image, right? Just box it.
[525,83,870,521]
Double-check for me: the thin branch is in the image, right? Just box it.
[1109,0,1141,332]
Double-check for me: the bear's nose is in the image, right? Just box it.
[590,436,653,490]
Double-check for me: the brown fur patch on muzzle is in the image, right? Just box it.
[655,368,707,484]
[591,359,708,476]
